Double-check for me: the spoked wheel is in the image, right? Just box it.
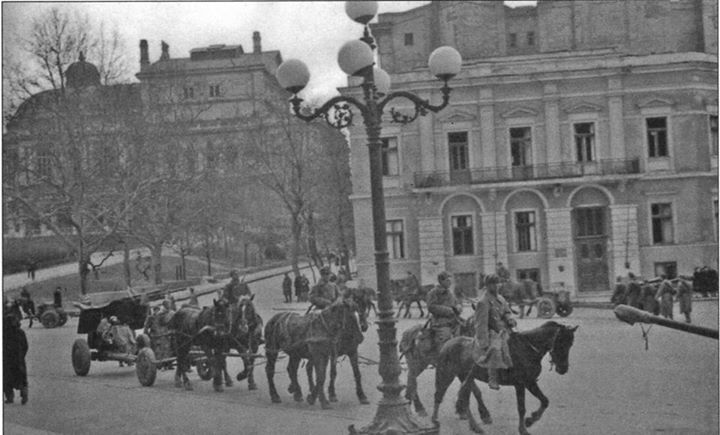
[58,310,68,326]
[536,297,556,319]
[41,310,60,328]
[556,303,573,317]
[72,339,91,376]
[196,358,213,381]
[136,348,157,387]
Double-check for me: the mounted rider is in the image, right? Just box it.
[496,262,511,283]
[426,271,463,351]
[309,266,340,309]
[224,270,252,305]
[473,273,516,390]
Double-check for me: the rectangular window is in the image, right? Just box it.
[404,33,414,46]
[574,122,595,162]
[527,31,535,46]
[646,117,668,157]
[209,84,221,98]
[510,127,532,166]
[386,220,405,259]
[714,199,718,241]
[508,33,517,48]
[36,150,52,178]
[654,262,677,279]
[452,215,474,255]
[448,132,468,171]
[515,211,537,252]
[183,87,194,99]
[516,268,540,283]
[575,207,605,237]
[710,115,718,157]
[651,203,673,244]
[381,137,399,176]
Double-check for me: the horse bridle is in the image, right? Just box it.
[520,326,563,371]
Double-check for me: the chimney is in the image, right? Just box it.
[140,40,149,66]
[160,41,170,61]
[253,31,261,54]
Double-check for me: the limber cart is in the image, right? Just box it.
[70,290,215,386]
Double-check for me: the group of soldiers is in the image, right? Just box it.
[426,271,515,390]
[612,273,694,323]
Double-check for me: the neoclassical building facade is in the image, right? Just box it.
[346,0,718,297]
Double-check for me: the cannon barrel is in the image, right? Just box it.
[614,304,718,339]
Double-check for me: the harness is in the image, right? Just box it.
[517,327,562,372]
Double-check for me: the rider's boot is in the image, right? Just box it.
[20,387,28,405]
[488,369,500,390]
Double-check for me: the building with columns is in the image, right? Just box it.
[346,0,718,298]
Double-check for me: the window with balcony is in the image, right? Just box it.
[651,203,673,244]
[710,115,718,157]
[381,137,399,176]
[510,127,532,166]
[386,219,405,259]
[646,117,668,158]
[448,132,468,171]
[452,215,474,255]
[574,122,595,162]
[515,211,537,252]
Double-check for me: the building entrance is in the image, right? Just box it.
[574,207,609,292]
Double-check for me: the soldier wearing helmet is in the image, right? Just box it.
[309,266,340,309]
[473,273,516,390]
[223,270,251,305]
[426,272,463,351]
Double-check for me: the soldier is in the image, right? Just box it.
[309,267,340,309]
[676,277,693,323]
[282,273,293,303]
[426,272,463,353]
[473,274,516,390]
[656,275,676,320]
[4,314,29,404]
[496,262,510,283]
[223,270,252,305]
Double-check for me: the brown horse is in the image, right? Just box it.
[392,278,431,318]
[399,313,477,416]
[226,294,263,390]
[304,287,370,404]
[432,321,578,435]
[264,297,360,409]
[169,299,232,392]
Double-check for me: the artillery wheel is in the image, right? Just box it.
[196,358,213,381]
[41,310,60,328]
[136,348,157,387]
[58,310,68,326]
[536,297,556,319]
[72,339,91,376]
[136,333,152,350]
[556,303,573,317]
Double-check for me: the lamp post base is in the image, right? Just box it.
[348,396,439,435]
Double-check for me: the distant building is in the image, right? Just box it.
[3,33,346,257]
[345,0,718,297]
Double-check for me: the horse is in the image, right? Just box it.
[432,321,579,435]
[499,280,539,318]
[168,298,232,392]
[224,294,263,390]
[400,312,477,416]
[304,287,370,404]
[264,297,360,409]
[392,278,431,318]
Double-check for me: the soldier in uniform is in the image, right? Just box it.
[309,267,340,309]
[426,272,463,352]
[473,274,516,390]
[496,262,510,283]
[223,270,252,305]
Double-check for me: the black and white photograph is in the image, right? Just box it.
[2,1,718,434]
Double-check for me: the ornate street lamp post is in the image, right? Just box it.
[276,2,461,434]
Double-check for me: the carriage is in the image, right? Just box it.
[535,289,573,318]
[36,301,69,328]
[500,280,573,319]
[70,290,215,386]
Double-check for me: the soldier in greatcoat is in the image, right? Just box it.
[473,274,516,390]
[3,314,29,404]
[426,272,463,351]
[656,276,676,319]
[676,277,693,323]
[309,267,340,309]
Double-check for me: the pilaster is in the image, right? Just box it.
[418,216,445,285]
[478,88,496,167]
[544,83,561,165]
[480,212,508,274]
[608,76,626,159]
[545,208,576,295]
[609,204,640,279]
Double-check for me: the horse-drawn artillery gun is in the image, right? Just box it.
[36,301,69,328]
[500,280,573,319]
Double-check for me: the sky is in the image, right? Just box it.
[2,1,536,101]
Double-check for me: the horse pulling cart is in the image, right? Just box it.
[500,280,573,319]
[70,290,217,386]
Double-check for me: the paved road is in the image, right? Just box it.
[4,273,718,434]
